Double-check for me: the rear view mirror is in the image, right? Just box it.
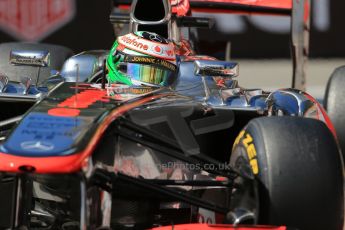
[10,50,50,67]
[194,60,239,78]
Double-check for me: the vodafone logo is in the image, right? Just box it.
[166,50,174,56]
[152,45,163,55]
[118,33,176,60]
[0,0,76,41]
[151,44,175,58]
[154,45,162,53]
[120,35,149,51]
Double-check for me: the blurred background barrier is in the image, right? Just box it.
[0,0,344,58]
[0,0,114,53]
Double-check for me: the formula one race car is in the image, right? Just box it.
[0,0,343,230]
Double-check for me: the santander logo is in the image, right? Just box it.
[118,33,175,60]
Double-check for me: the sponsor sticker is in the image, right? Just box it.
[2,112,87,156]
[242,133,259,175]
[124,55,177,71]
[20,141,54,151]
[118,33,175,60]
[233,131,259,175]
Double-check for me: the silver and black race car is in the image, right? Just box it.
[0,0,342,230]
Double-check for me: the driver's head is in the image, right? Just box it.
[106,31,177,87]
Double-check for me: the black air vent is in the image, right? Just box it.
[134,0,166,22]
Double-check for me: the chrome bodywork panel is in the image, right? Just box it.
[0,51,107,102]
[60,50,107,83]
[266,88,323,118]
[0,49,322,121]
[175,60,323,118]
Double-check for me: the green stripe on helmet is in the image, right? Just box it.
[106,41,132,85]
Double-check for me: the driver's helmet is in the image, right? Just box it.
[106,31,177,87]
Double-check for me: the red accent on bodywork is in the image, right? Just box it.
[304,93,337,139]
[171,0,191,16]
[47,89,108,116]
[118,0,291,10]
[304,0,310,22]
[189,0,291,9]
[117,0,291,16]
[57,89,108,109]
[0,94,168,173]
[215,176,227,181]
[175,40,195,56]
[48,108,81,117]
[191,8,283,16]
[190,8,261,15]
[189,0,291,15]
[151,224,286,230]
[118,5,130,10]
[183,55,217,61]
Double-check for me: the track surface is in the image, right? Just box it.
[236,58,345,100]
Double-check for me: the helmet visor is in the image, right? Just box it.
[118,62,174,86]
[113,52,177,86]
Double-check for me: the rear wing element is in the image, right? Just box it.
[113,0,292,16]
[189,0,291,15]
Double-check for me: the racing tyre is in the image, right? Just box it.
[230,116,344,230]
[324,65,345,157]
